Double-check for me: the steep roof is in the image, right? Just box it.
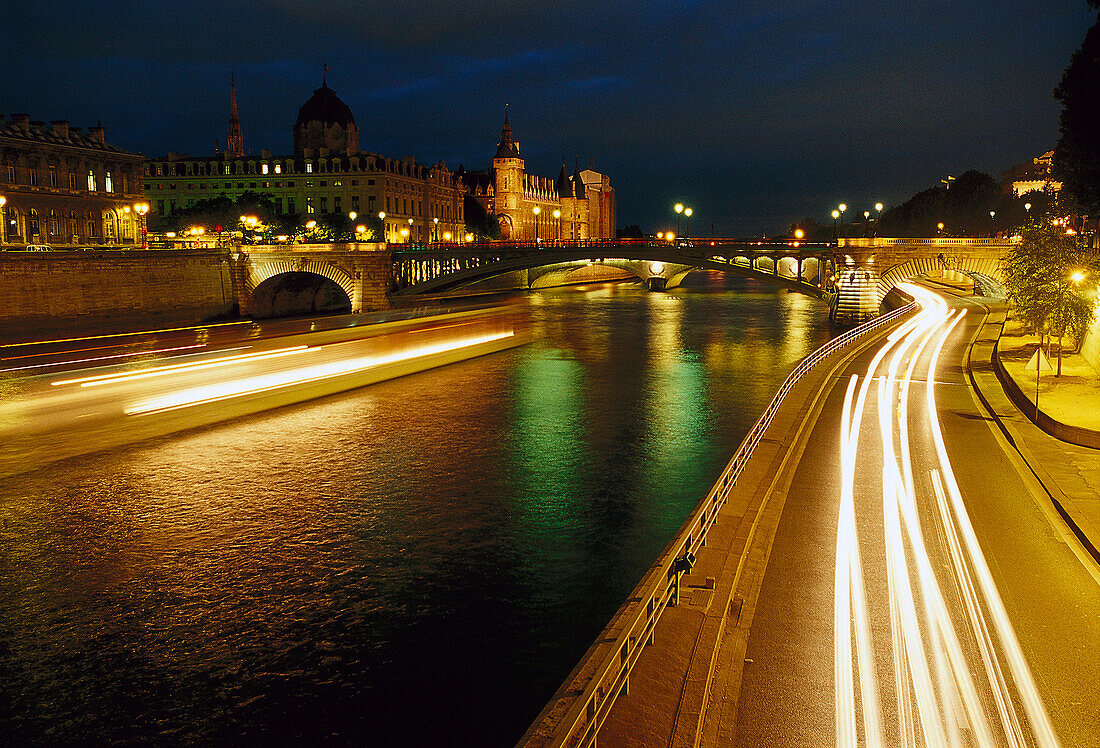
[495,113,520,158]
[556,162,573,198]
[295,81,355,128]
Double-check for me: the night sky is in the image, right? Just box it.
[2,1,1094,235]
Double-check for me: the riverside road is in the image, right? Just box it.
[727,292,1100,746]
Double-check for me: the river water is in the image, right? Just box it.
[0,276,832,746]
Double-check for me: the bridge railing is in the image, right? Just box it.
[840,237,1019,248]
[518,298,919,748]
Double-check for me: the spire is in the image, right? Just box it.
[495,105,520,158]
[322,63,329,88]
[556,159,572,198]
[227,73,243,157]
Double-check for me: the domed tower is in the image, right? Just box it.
[293,79,358,157]
[492,112,525,238]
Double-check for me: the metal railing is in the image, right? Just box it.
[518,299,918,748]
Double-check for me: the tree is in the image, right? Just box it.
[1001,223,1099,375]
[1054,11,1100,236]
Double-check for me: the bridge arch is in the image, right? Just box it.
[245,258,357,317]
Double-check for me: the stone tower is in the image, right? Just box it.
[227,74,244,157]
[492,112,525,239]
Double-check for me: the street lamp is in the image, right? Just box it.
[349,211,357,221]
[990,210,996,237]
[684,206,693,238]
[674,202,684,237]
[838,203,847,233]
[937,222,945,236]
[443,231,452,242]
[134,202,149,250]
[533,205,541,245]
[378,211,386,242]
[831,209,840,241]
[0,195,8,250]
[408,217,414,244]
[433,216,439,243]
[553,208,560,241]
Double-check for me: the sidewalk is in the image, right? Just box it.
[966,300,1100,565]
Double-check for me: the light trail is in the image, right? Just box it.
[834,285,1059,746]
[51,346,306,387]
[124,330,515,416]
[0,320,252,350]
[0,344,210,373]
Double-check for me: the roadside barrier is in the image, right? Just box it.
[518,300,918,748]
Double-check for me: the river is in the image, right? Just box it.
[0,275,832,746]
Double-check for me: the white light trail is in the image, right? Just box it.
[835,284,1059,746]
[51,346,305,388]
[125,330,514,416]
[0,344,210,373]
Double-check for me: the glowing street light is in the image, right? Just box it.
[553,208,561,241]
[533,205,541,245]
[674,202,684,236]
[794,227,805,240]
[832,209,841,241]
[684,206,693,237]
[133,202,149,249]
[349,211,357,221]
[378,211,386,242]
[408,217,414,244]
[433,216,439,243]
[0,195,5,250]
[443,231,452,242]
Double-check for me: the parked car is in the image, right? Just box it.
[24,244,51,251]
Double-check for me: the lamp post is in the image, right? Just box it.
[134,202,149,250]
[674,202,684,237]
[838,203,847,236]
[433,216,439,244]
[408,217,414,244]
[1025,202,1032,223]
[533,205,541,245]
[863,210,870,237]
[0,195,7,250]
[937,221,945,236]
[378,211,386,242]
[989,210,996,237]
[874,202,883,238]
[831,209,840,242]
[553,209,560,242]
[684,206,693,238]
[1053,269,1086,377]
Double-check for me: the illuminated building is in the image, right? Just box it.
[464,114,616,241]
[0,114,145,248]
[144,78,466,243]
[1001,150,1063,196]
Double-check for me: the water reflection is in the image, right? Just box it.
[0,278,831,746]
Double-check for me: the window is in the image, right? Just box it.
[352,195,360,210]
[333,180,342,187]
[29,209,39,237]
[199,183,206,190]
[275,198,282,214]
[105,171,113,192]
[306,180,313,188]
[69,171,77,189]
[262,164,269,175]
[287,197,295,213]
[351,180,358,186]
[306,162,314,173]
[237,183,244,189]
[87,170,96,191]
[249,182,256,188]
[274,164,282,174]
[319,180,326,187]
[223,164,231,175]
[29,167,38,187]
[368,195,376,210]
[287,180,295,187]
[306,197,314,214]
[157,199,165,214]
[105,212,115,238]
[49,166,57,188]
[69,211,77,237]
[368,179,374,186]
[320,197,328,212]
[333,196,340,212]
[88,214,98,237]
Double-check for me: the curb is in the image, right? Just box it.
[965,303,1100,566]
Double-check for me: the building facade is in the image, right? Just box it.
[0,114,146,248]
[466,115,616,242]
[1002,150,1063,195]
[144,80,465,244]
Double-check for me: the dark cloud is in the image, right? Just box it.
[1,1,1093,233]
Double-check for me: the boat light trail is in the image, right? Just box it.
[51,346,303,388]
[125,330,514,416]
[0,344,209,373]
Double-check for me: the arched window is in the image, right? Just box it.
[104,211,116,238]
[88,211,99,238]
[5,161,14,183]
[28,209,39,238]
[87,169,96,191]
[49,210,58,238]
[105,171,114,192]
